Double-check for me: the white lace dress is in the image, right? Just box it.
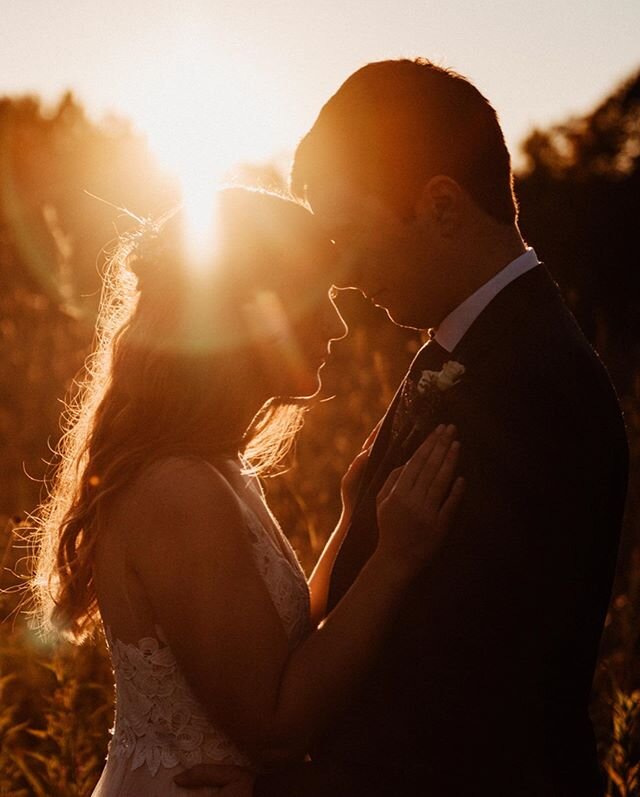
[91,487,310,797]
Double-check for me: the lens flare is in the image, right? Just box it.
[179,166,218,273]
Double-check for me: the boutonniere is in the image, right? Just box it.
[392,359,467,448]
[417,360,466,396]
[409,360,466,434]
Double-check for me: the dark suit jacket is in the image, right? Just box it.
[256,265,628,796]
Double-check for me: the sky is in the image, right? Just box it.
[1,0,638,186]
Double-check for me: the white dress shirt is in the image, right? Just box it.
[435,247,540,352]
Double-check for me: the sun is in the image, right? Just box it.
[126,21,287,261]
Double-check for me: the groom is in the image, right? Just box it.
[178,59,628,795]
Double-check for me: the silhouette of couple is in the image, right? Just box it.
[34,59,627,796]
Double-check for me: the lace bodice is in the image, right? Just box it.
[101,487,310,784]
[106,626,245,774]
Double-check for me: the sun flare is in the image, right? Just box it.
[180,167,219,271]
[126,21,288,265]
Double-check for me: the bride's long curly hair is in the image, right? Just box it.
[31,187,333,643]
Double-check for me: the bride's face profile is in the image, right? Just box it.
[202,189,347,403]
[126,187,346,441]
[251,278,347,400]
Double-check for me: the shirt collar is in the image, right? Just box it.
[434,247,540,353]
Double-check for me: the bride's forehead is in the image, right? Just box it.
[272,260,333,297]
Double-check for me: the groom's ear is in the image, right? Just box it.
[415,176,463,237]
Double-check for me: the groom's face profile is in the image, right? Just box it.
[307,175,461,331]
[293,61,521,331]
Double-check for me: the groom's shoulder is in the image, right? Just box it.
[476,269,622,420]
[513,289,626,448]
[520,317,616,406]
[508,268,611,386]
[539,302,615,399]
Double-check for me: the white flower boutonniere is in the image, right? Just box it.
[394,360,466,450]
[417,360,466,395]
[397,359,465,452]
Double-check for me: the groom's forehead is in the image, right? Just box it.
[308,179,392,234]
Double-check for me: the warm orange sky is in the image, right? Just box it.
[2,0,639,185]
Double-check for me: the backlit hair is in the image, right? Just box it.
[31,188,332,642]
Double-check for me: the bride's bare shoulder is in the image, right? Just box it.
[110,457,264,621]
[113,456,244,540]
[136,455,230,490]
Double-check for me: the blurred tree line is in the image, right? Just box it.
[514,71,640,791]
[0,68,638,794]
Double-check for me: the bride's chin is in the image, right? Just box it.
[288,365,324,401]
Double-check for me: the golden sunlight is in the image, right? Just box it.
[180,166,219,271]
[127,20,286,266]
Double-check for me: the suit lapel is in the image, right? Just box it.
[327,339,448,610]
[351,338,450,510]
[353,381,403,500]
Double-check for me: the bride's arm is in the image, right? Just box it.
[308,421,381,626]
[130,428,462,767]
[307,515,349,627]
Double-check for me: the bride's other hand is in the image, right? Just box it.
[376,424,465,573]
[340,420,382,522]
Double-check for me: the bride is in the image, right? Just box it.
[31,188,464,796]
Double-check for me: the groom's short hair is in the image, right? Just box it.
[291,59,518,225]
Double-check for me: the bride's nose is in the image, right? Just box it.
[324,297,348,344]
